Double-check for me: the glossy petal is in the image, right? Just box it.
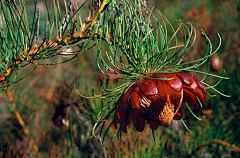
[114,88,132,132]
[189,78,198,92]
[132,112,145,132]
[144,78,183,125]
[114,71,205,133]
[166,74,183,92]
[114,112,127,133]
[183,88,198,108]
[147,121,159,130]
[177,72,206,108]
[129,86,142,110]
[195,88,205,104]
[195,77,206,93]
[156,79,183,111]
[140,79,158,99]
[176,71,193,85]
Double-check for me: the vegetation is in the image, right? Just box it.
[0,0,239,157]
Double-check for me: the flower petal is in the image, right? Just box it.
[140,79,158,99]
[176,72,206,108]
[132,112,145,132]
[176,71,193,85]
[195,88,205,104]
[195,77,206,93]
[129,90,142,110]
[166,74,183,92]
[114,88,132,133]
[147,121,158,130]
[183,88,198,108]
[123,104,133,125]
[155,80,183,125]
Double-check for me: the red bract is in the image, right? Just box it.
[114,71,206,133]
[97,71,120,85]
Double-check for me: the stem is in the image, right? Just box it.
[0,0,111,86]
[6,89,41,158]
[85,0,108,32]
[187,139,240,157]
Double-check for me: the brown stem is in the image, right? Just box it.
[6,89,42,157]
[0,0,110,86]
[187,139,240,157]
[85,0,108,33]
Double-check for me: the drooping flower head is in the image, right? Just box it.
[114,72,206,133]
[77,0,229,141]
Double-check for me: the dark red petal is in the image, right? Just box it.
[129,86,142,110]
[173,107,183,120]
[115,95,125,119]
[176,71,193,85]
[114,112,119,129]
[114,111,127,133]
[132,112,145,132]
[123,104,134,125]
[183,88,198,108]
[140,79,158,99]
[147,121,158,130]
[166,74,183,92]
[119,121,127,133]
[156,79,183,109]
[189,78,198,92]
[176,72,206,109]
[122,89,131,109]
[195,77,206,93]
[152,79,183,125]
[195,88,205,105]
[114,87,132,132]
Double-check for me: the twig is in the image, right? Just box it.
[0,0,111,86]
[6,89,42,158]
[187,139,240,157]
[84,0,108,33]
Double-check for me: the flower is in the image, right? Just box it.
[88,0,228,141]
[113,71,206,133]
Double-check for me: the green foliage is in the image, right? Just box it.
[88,0,229,144]
[0,0,95,90]
[0,0,239,157]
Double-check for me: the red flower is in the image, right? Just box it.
[113,71,206,133]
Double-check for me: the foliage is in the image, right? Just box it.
[0,0,239,157]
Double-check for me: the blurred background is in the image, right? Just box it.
[0,0,239,157]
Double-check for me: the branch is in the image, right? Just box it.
[187,139,240,157]
[0,0,110,87]
[6,89,42,158]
